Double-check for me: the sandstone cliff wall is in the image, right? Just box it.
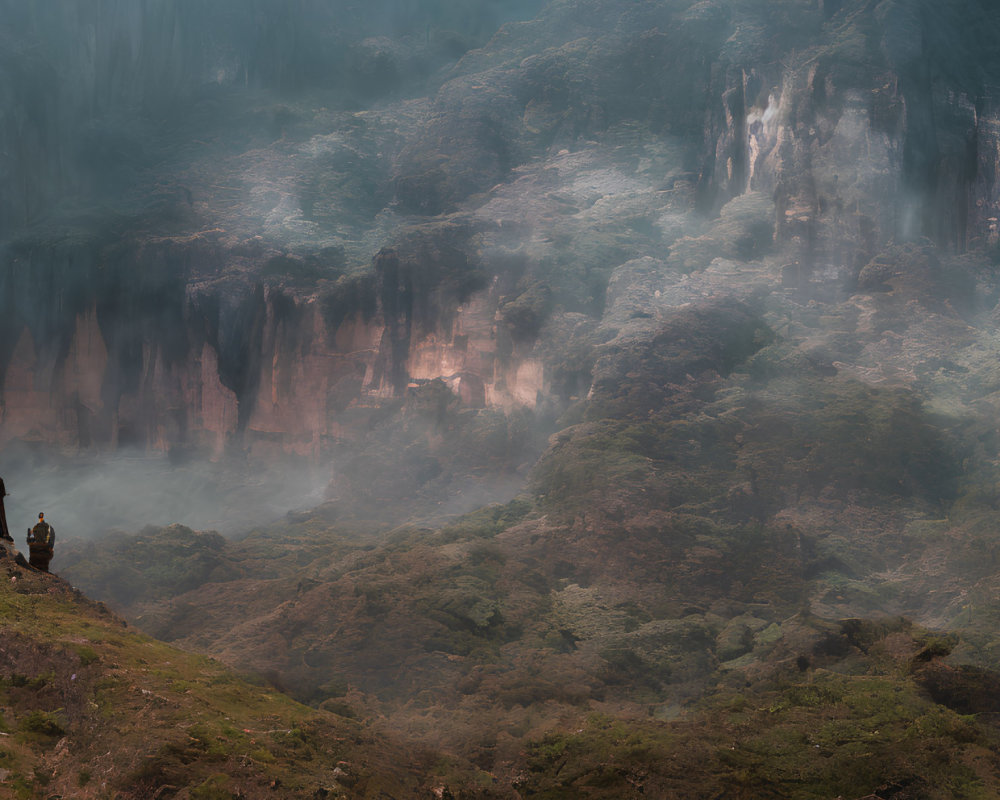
[0,235,551,458]
[4,0,1000,460]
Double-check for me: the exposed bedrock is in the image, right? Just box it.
[0,220,567,458]
[2,0,1000,459]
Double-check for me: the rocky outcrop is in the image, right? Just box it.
[3,0,1000,463]
[0,221,564,457]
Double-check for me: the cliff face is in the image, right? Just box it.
[0,226,548,457]
[3,0,1000,462]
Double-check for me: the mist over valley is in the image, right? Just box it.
[4,0,1000,797]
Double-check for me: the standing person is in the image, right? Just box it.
[26,513,54,572]
[0,478,10,541]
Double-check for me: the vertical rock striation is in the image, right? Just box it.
[2,0,1000,459]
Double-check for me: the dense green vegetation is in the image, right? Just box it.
[0,550,430,798]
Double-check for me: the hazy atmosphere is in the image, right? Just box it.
[5,1,1000,798]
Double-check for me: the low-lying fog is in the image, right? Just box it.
[1,451,329,541]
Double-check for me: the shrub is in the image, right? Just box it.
[18,710,65,738]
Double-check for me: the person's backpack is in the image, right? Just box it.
[31,522,53,547]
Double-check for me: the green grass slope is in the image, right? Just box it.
[0,542,432,799]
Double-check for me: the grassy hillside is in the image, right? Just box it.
[0,543,435,799]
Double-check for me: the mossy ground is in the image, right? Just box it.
[516,665,1000,800]
[0,544,432,799]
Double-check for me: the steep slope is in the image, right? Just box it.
[3,0,1000,467]
[0,542,436,799]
